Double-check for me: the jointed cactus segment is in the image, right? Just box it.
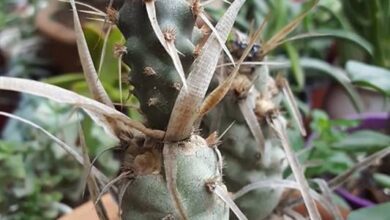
[118,0,197,130]
[120,135,229,220]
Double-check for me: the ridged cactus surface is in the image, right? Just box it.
[118,0,196,130]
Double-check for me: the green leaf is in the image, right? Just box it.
[346,61,390,96]
[332,130,390,152]
[373,173,390,188]
[271,58,364,112]
[285,43,305,90]
[43,73,84,88]
[281,29,373,56]
[348,202,390,220]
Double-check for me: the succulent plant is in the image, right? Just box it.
[114,0,246,219]
[0,0,323,220]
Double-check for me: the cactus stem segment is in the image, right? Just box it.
[145,1,188,90]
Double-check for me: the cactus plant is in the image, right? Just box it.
[0,0,323,220]
[113,0,252,219]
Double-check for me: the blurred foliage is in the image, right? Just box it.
[208,0,388,97]
[343,0,390,68]
[346,61,390,97]
[0,96,118,219]
[303,110,389,178]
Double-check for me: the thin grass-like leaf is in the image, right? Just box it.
[213,147,224,176]
[68,0,114,108]
[97,25,113,77]
[86,17,109,23]
[95,171,130,205]
[235,179,317,200]
[0,77,165,139]
[277,76,306,136]
[145,0,187,90]
[198,19,266,118]
[118,180,132,216]
[285,43,305,90]
[77,9,106,17]
[261,0,318,56]
[238,97,265,155]
[163,143,189,220]
[268,116,321,220]
[232,178,332,216]
[277,30,373,56]
[79,126,109,220]
[199,12,236,66]
[232,179,302,200]
[59,0,106,15]
[83,146,119,198]
[270,58,364,112]
[0,111,109,185]
[210,183,248,220]
[329,146,390,189]
[165,0,246,141]
[218,120,235,140]
[201,0,231,6]
[312,179,343,220]
[284,207,306,220]
[216,61,287,68]
[118,55,123,106]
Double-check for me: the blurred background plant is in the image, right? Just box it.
[0,96,118,219]
[209,0,389,115]
[0,0,389,219]
[0,0,125,218]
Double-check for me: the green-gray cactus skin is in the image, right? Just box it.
[118,0,197,130]
[120,135,229,220]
